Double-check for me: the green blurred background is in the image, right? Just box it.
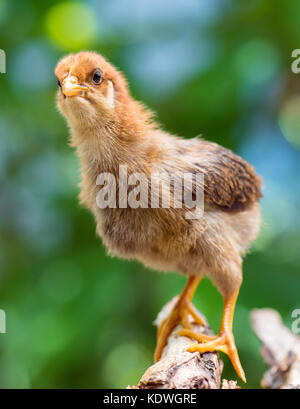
[0,0,300,389]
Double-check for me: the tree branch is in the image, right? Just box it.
[133,296,238,389]
[130,304,300,389]
[251,308,300,389]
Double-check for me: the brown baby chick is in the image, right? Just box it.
[55,51,262,383]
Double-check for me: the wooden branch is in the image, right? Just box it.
[132,296,238,389]
[130,303,300,389]
[251,308,300,389]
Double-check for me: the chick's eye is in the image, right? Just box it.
[92,69,102,85]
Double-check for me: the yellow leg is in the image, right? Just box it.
[176,290,246,383]
[154,276,204,362]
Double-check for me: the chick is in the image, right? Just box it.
[55,51,262,382]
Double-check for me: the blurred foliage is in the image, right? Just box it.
[0,0,300,389]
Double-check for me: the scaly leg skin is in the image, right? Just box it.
[176,290,246,383]
[154,276,204,362]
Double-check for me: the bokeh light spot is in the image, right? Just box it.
[0,360,31,388]
[45,2,97,51]
[102,343,151,388]
[0,0,8,24]
[278,96,300,149]
[10,40,56,90]
[235,39,280,86]
[41,260,83,304]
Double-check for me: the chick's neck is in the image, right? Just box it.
[71,98,161,178]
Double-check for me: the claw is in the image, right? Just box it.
[154,279,246,383]
[154,276,202,362]
[182,330,246,383]
[175,328,217,343]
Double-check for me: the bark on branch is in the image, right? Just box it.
[132,296,238,389]
[131,304,300,389]
[251,308,300,389]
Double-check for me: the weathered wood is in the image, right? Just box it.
[134,296,225,389]
[251,308,300,389]
[131,305,300,389]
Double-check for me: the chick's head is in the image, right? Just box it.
[55,51,129,127]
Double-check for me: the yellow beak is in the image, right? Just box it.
[62,76,88,97]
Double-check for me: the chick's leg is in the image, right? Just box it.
[154,275,204,362]
[177,289,246,383]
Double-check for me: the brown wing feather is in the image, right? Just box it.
[182,139,263,211]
